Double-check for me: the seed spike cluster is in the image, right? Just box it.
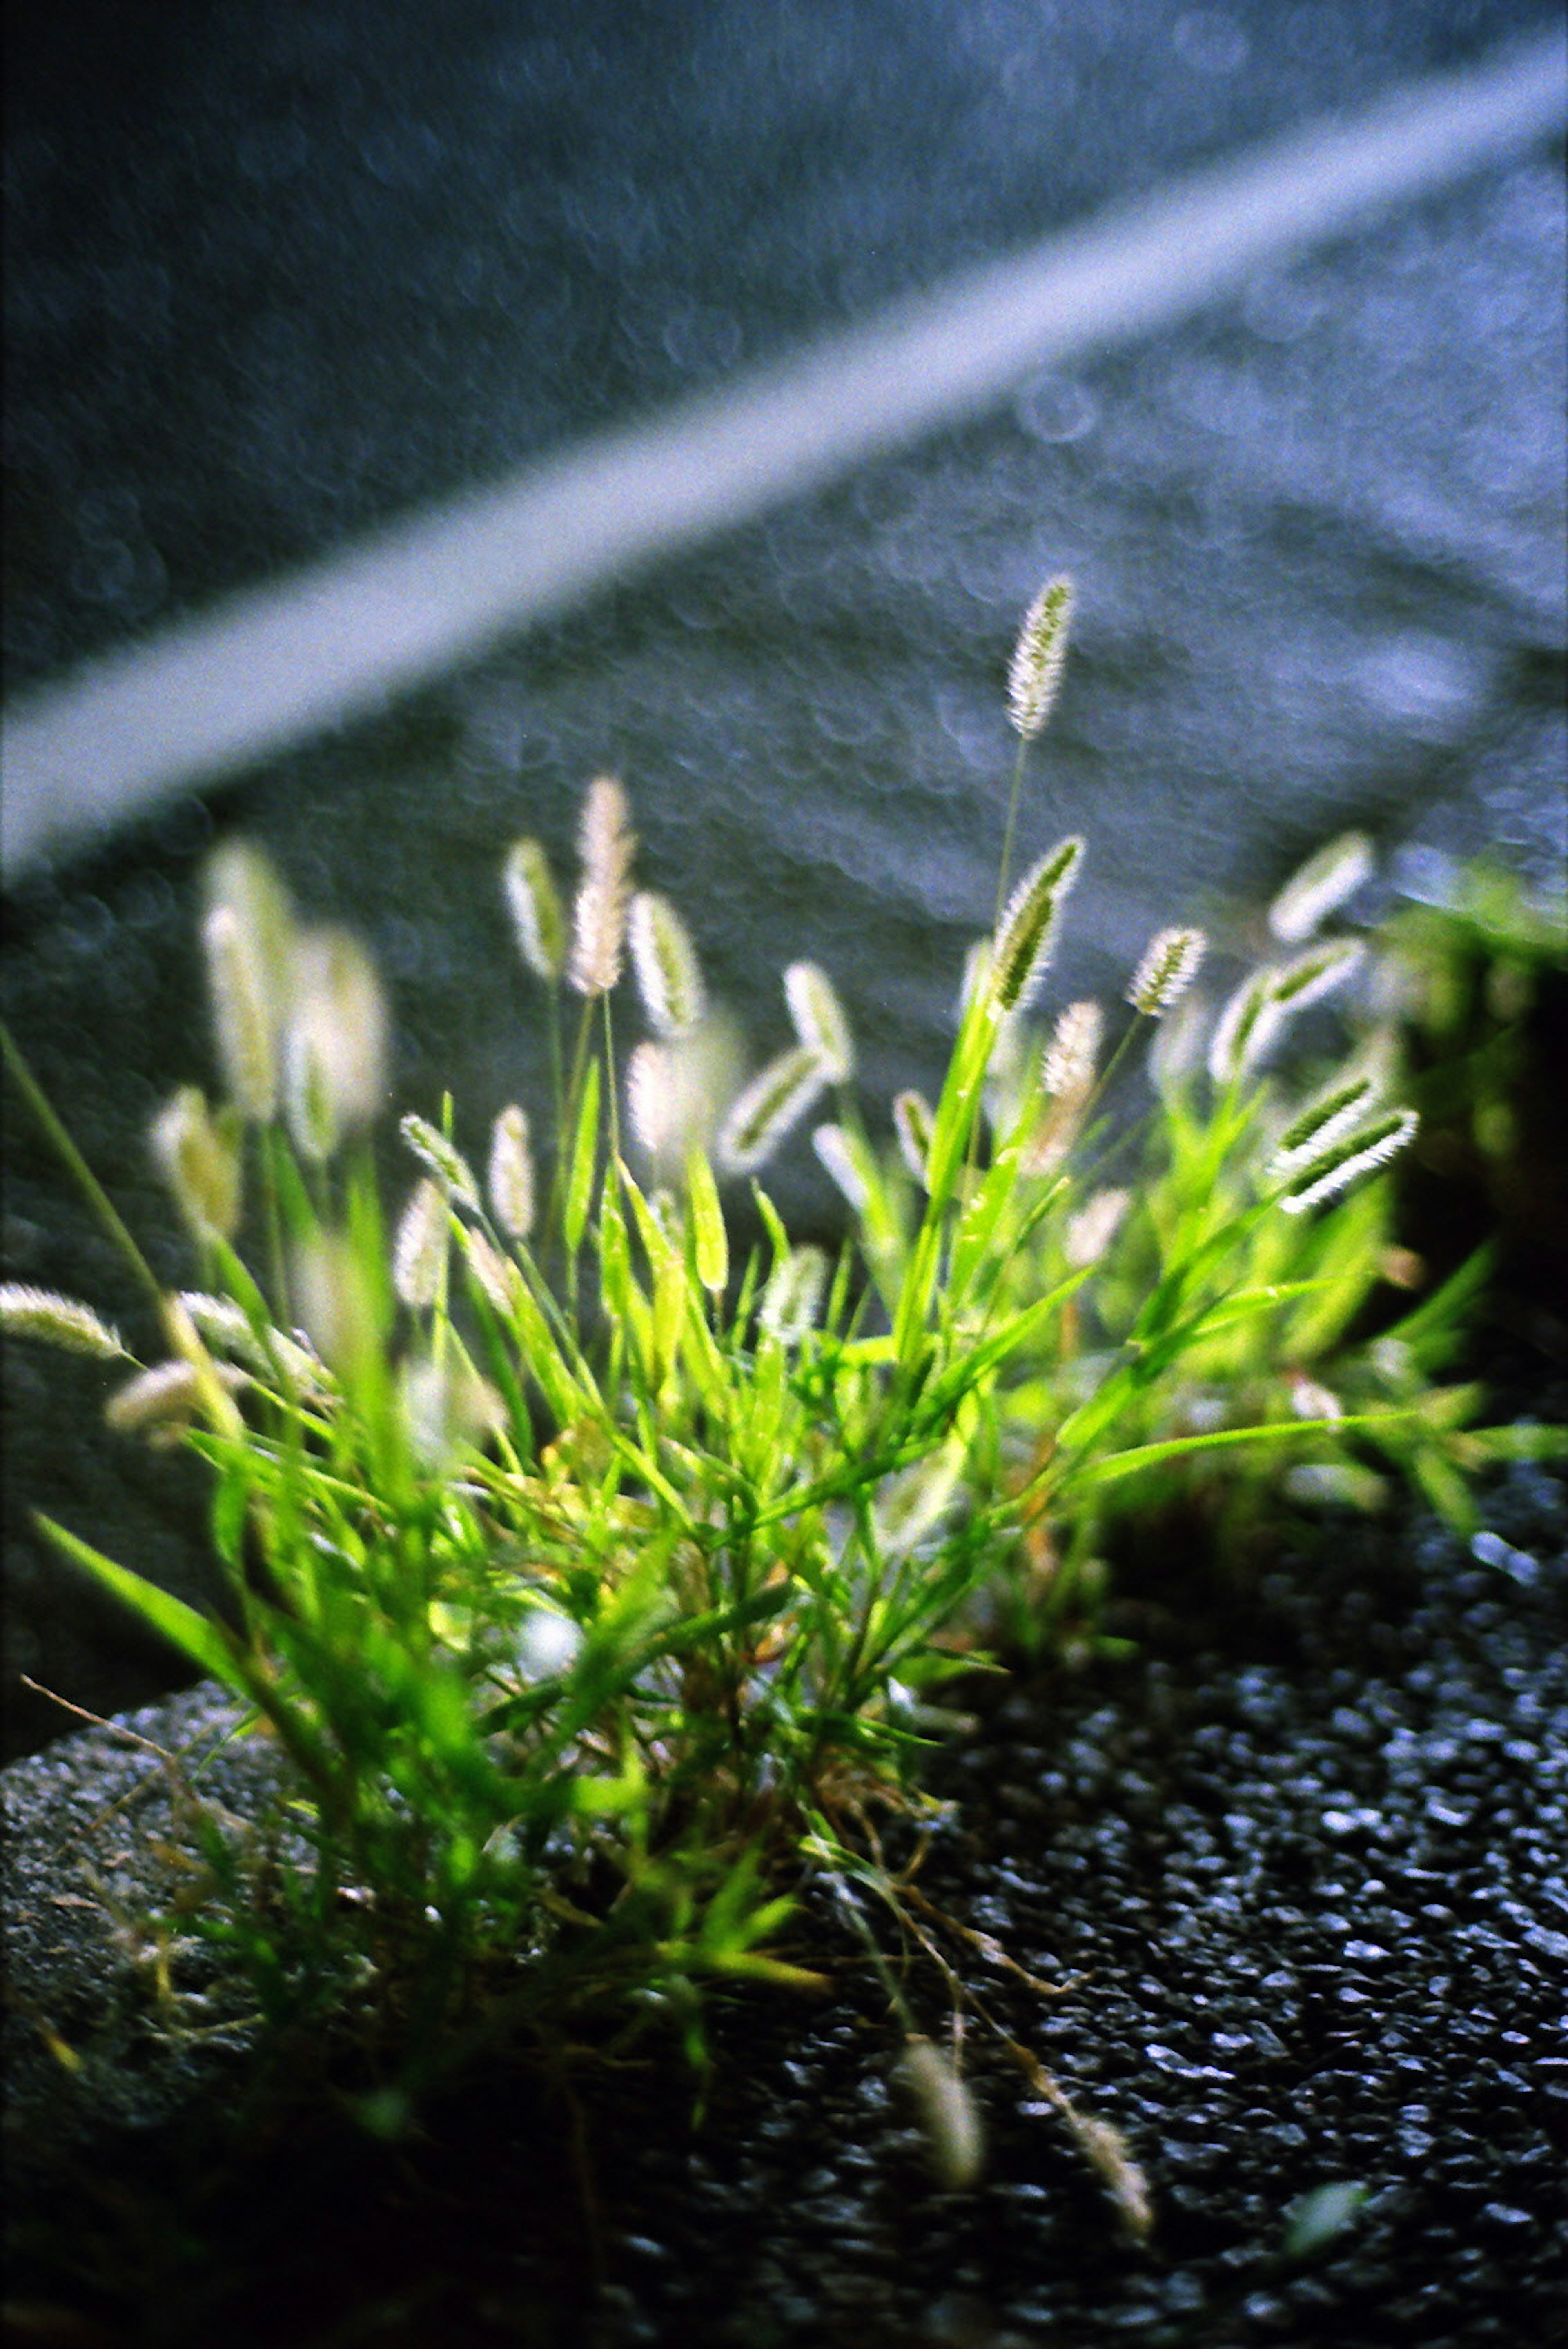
[1042,1000,1103,1099]
[151,1087,241,1241]
[1269,830,1375,944]
[0,1283,127,1360]
[1277,1106,1419,1213]
[1007,575,1075,741]
[394,1178,448,1309]
[504,839,567,984]
[203,903,278,1122]
[989,836,1085,1019]
[488,1105,535,1240]
[812,1122,871,1212]
[1127,926,1207,1018]
[399,1114,481,1212]
[570,776,635,998]
[283,929,390,1161]
[717,1046,829,1175]
[629,891,706,1038]
[784,962,855,1083]
[1270,1073,1381,1174]
[891,1089,934,1188]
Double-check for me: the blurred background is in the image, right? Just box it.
[3,1,1564,1756]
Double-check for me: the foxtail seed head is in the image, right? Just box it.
[1276,1106,1419,1214]
[1042,998,1103,1099]
[989,836,1085,1020]
[1269,830,1375,944]
[784,962,854,1083]
[757,1244,828,1344]
[150,1087,242,1241]
[717,1045,829,1175]
[393,1178,448,1309]
[283,928,389,1162]
[629,891,706,1037]
[1207,968,1281,1086]
[0,1284,127,1360]
[202,903,278,1122]
[399,1113,481,1212]
[106,1358,244,1443]
[503,838,567,983]
[488,1104,535,1240]
[1269,1073,1382,1176]
[891,1089,935,1188]
[1007,575,1074,741]
[459,1224,526,1318]
[1127,926,1207,1018]
[569,776,635,998]
[1267,936,1366,1015]
[899,2037,985,2193]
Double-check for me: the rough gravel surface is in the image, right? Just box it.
[5,1436,1565,2348]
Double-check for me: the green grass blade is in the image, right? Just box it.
[35,1514,250,1694]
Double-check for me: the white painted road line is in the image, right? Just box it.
[3,24,1563,877]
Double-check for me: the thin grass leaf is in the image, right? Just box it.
[564,1057,602,1256]
[36,1515,249,1693]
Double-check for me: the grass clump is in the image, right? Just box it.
[3,582,1557,2137]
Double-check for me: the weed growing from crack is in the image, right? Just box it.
[4,582,1562,2199]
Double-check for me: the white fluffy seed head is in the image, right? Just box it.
[629,891,706,1037]
[149,1087,242,1241]
[503,838,567,983]
[202,902,278,1122]
[757,1244,829,1344]
[1127,926,1207,1018]
[1269,831,1375,944]
[784,962,854,1082]
[105,1360,203,1438]
[393,1178,448,1309]
[569,776,635,998]
[891,1089,935,1188]
[0,1284,128,1360]
[717,1046,829,1176]
[488,1104,535,1240]
[1276,1107,1419,1214]
[399,1113,481,1211]
[1042,999,1103,1099]
[1267,936,1367,1016]
[1007,575,1075,741]
[459,1225,526,1318]
[1270,1073,1382,1176]
[899,2037,985,2193]
[990,837,1085,1020]
[283,928,388,1161]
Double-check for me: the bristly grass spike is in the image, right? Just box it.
[1276,1106,1419,1213]
[570,775,635,998]
[504,838,567,984]
[989,836,1085,1019]
[630,891,706,1038]
[1269,830,1375,944]
[717,1044,830,1174]
[488,1104,535,1240]
[1042,999,1103,1098]
[1127,926,1207,1018]
[0,1284,128,1359]
[784,962,855,1083]
[1007,575,1075,742]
